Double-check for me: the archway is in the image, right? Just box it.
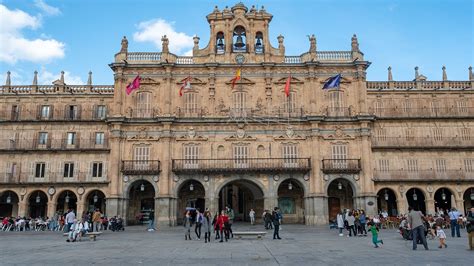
[28,190,48,218]
[434,187,453,214]
[218,179,264,222]
[0,191,20,217]
[177,180,205,224]
[127,180,155,225]
[277,179,304,223]
[327,178,354,222]
[463,187,474,214]
[56,190,77,216]
[406,188,426,214]
[85,190,106,214]
[377,188,398,217]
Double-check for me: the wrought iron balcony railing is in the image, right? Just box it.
[172,158,311,174]
[0,107,107,121]
[321,159,361,174]
[121,160,161,175]
[372,137,474,149]
[368,107,474,118]
[373,170,474,182]
[0,138,109,151]
[0,172,107,184]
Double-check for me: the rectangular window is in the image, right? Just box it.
[134,146,150,170]
[136,92,151,117]
[402,100,411,113]
[460,128,470,141]
[38,132,48,145]
[67,132,76,145]
[11,105,19,120]
[283,144,298,167]
[332,144,347,168]
[232,92,247,117]
[95,132,105,145]
[41,105,50,119]
[63,162,74,178]
[407,159,418,172]
[184,145,199,168]
[96,105,107,119]
[284,92,297,113]
[435,159,446,172]
[233,145,248,168]
[92,162,103,178]
[67,105,78,120]
[430,101,440,114]
[432,128,443,141]
[378,159,390,171]
[457,100,468,114]
[464,159,474,172]
[184,93,197,113]
[376,128,387,141]
[35,162,46,178]
[329,91,345,116]
[374,100,383,114]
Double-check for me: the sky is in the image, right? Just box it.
[0,0,472,85]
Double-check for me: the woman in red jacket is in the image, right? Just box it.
[217,211,229,242]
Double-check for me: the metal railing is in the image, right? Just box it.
[373,170,474,181]
[0,138,109,151]
[372,137,474,148]
[121,160,161,175]
[0,85,114,95]
[325,107,352,117]
[0,171,107,184]
[368,107,474,118]
[322,159,361,174]
[0,107,107,121]
[172,158,311,173]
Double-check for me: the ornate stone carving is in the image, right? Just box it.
[127,127,160,141]
[323,126,355,140]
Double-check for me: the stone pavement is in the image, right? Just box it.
[0,224,471,265]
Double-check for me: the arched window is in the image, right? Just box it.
[216,32,225,54]
[232,26,247,52]
[136,92,152,118]
[255,32,264,54]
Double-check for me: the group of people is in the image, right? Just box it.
[336,209,370,237]
[1,216,51,232]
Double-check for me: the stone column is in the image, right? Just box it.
[396,198,406,215]
[76,197,84,218]
[47,201,57,218]
[309,196,328,225]
[156,196,171,227]
[18,200,27,217]
[425,199,435,215]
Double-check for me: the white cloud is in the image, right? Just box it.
[0,4,65,64]
[133,18,193,55]
[34,0,61,16]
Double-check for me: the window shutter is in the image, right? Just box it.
[57,161,63,180]
[36,105,41,119]
[29,162,35,179]
[5,162,11,181]
[45,162,50,180]
[86,162,91,180]
[103,161,107,180]
[76,132,81,147]
[74,161,79,178]
[77,105,82,119]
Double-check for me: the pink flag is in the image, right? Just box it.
[284,74,291,97]
[179,76,192,96]
[126,75,141,95]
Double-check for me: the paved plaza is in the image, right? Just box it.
[0,224,471,265]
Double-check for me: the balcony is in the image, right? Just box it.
[0,107,107,122]
[121,160,161,175]
[321,159,361,174]
[172,158,311,174]
[0,138,110,152]
[0,172,107,184]
[368,107,474,119]
[324,107,353,118]
[372,137,474,149]
[373,170,474,182]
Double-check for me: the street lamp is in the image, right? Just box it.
[384,189,389,201]
[337,182,342,190]
[65,192,70,203]
[412,189,418,201]
[441,189,446,201]
[36,192,41,203]
[470,188,474,200]
[93,192,98,203]
[6,192,11,204]
[288,182,293,190]
[189,183,194,191]
[140,183,145,192]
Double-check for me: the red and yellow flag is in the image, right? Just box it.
[231,68,241,89]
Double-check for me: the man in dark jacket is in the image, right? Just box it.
[467,207,474,250]
[272,207,281,240]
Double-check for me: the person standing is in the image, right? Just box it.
[184,211,192,240]
[436,225,447,248]
[448,208,461,238]
[272,207,281,239]
[226,206,234,238]
[201,211,212,243]
[407,206,429,250]
[148,209,155,231]
[466,207,474,250]
[65,209,75,232]
[249,209,255,225]
[336,212,344,236]
[195,208,203,240]
[92,209,101,232]
[359,210,367,236]
[345,212,356,237]
[212,212,220,240]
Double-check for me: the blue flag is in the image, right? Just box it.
[322,74,341,89]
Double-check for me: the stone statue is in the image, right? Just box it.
[309,34,316,53]
[120,36,128,53]
[161,35,169,53]
[277,35,285,54]
[351,34,359,52]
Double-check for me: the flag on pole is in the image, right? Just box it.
[322,74,341,89]
[126,75,141,95]
[231,68,241,89]
[179,76,192,96]
[284,74,291,97]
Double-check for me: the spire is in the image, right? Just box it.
[33,71,38,86]
[60,71,65,84]
[469,66,473,81]
[414,66,419,79]
[388,66,393,81]
[87,71,92,86]
[5,71,11,87]
[442,66,447,81]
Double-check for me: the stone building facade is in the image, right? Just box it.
[1,3,473,225]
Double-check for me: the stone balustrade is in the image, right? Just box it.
[127,52,162,61]
[0,85,114,95]
[367,81,471,90]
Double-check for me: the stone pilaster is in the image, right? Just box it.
[156,196,172,227]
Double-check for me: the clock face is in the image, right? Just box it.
[77,187,85,195]
[123,175,129,182]
[48,187,56,195]
[235,54,245,64]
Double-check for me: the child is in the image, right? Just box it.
[436,225,447,248]
[368,222,384,248]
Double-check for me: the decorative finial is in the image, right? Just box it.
[469,66,472,81]
[161,35,169,53]
[414,66,419,79]
[442,66,447,81]
[120,36,128,53]
[33,70,38,86]
[60,71,65,84]
[213,5,219,12]
[351,34,359,52]
[277,35,285,54]
[388,66,393,81]
[308,34,317,53]
[87,71,92,86]
[5,71,11,87]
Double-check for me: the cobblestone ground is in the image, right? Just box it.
[0,224,471,265]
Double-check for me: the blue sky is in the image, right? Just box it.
[0,0,472,85]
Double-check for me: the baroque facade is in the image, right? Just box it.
[1,3,473,225]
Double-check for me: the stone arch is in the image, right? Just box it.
[0,190,20,217]
[433,187,455,214]
[83,189,106,214]
[463,187,474,214]
[277,177,305,223]
[123,176,159,198]
[323,176,359,196]
[174,177,207,198]
[275,176,308,197]
[55,189,78,215]
[27,190,48,218]
[214,175,267,198]
[326,178,355,222]
[176,179,206,224]
[126,179,156,225]
[405,187,427,214]
[376,187,398,217]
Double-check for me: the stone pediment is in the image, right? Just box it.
[52,79,65,86]
[176,127,208,141]
[175,77,207,86]
[140,77,160,85]
[127,127,159,141]
[322,126,355,140]
[273,76,304,85]
[225,77,255,86]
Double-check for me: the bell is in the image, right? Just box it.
[217,38,224,48]
[234,36,244,48]
[256,38,262,47]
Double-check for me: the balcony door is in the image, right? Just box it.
[233,145,248,168]
[283,144,298,168]
[184,145,199,169]
[332,144,347,169]
[134,146,150,170]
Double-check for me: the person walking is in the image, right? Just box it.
[202,211,212,243]
[448,208,461,238]
[92,209,101,232]
[272,207,281,240]
[184,211,192,240]
[407,206,429,250]
[466,207,474,250]
[226,206,234,238]
[345,212,356,237]
[359,210,367,236]
[148,209,155,231]
[217,210,229,242]
[436,225,447,248]
[212,212,220,240]
[336,211,344,236]
[368,222,384,248]
[249,209,255,225]
[195,208,203,240]
[65,209,75,232]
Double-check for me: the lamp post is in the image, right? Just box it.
[140,183,145,192]
[441,189,446,201]
[288,182,293,190]
[93,193,98,203]
[470,188,474,200]
[337,182,342,190]
[36,192,41,203]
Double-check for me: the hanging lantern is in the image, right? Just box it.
[6,193,12,204]
[93,193,98,203]
[412,189,418,201]
[288,182,293,190]
[470,189,474,200]
[441,189,446,201]
[140,183,145,192]
[36,193,41,203]
[65,192,70,203]
[189,183,194,191]
[337,182,342,190]
[384,190,389,201]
